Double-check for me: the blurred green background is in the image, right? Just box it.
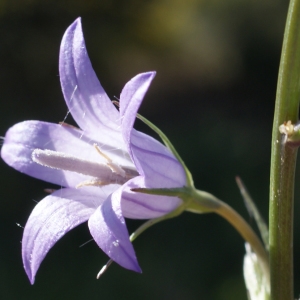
[1,0,299,299]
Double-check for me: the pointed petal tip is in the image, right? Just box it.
[122,253,142,273]
[88,197,142,275]
[132,263,142,273]
[22,236,37,285]
[29,275,35,285]
[149,70,156,77]
[68,17,82,32]
[61,17,82,47]
[23,261,35,284]
[136,71,156,82]
[125,71,156,87]
[144,70,156,76]
[74,16,82,23]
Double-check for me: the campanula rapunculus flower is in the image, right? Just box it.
[1,18,186,284]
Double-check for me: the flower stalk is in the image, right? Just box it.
[134,186,270,286]
[189,190,270,287]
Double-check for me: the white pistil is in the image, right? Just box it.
[32,149,138,186]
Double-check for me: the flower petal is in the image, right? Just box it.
[59,18,123,145]
[119,72,186,186]
[88,187,141,272]
[1,121,134,187]
[121,176,182,219]
[119,71,156,152]
[130,131,186,187]
[22,186,116,284]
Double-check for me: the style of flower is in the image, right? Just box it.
[1,18,186,284]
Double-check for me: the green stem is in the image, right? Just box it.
[186,190,270,284]
[130,205,185,242]
[131,187,270,282]
[216,201,270,285]
[131,193,270,281]
[270,0,300,298]
[135,186,270,281]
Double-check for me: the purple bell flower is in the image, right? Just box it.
[1,18,186,284]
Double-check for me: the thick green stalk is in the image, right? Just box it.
[269,0,300,298]
[136,187,270,284]
[216,200,270,285]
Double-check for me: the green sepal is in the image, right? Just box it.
[236,177,269,251]
[132,186,221,213]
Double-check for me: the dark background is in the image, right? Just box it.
[0,0,298,299]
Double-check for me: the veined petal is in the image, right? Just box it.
[119,72,185,186]
[59,18,123,144]
[22,186,117,284]
[1,121,134,187]
[88,188,141,272]
[131,130,186,187]
[120,72,156,154]
[121,176,182,219]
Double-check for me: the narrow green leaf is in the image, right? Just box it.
[236,177,269,251]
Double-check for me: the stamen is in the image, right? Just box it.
[76,179,110,189]
[93,144,126,177]
[112,100,120,107]
[44,188,57,194]
[59,122,80,130]
[93,143,112,162]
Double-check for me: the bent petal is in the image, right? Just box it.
[120,72,156,153]
[119,72,186,187]
[22,186,116,284]
[1,121,133,187]
[59,18,123,147]
[88,188,141,272]
[130,131,186,187]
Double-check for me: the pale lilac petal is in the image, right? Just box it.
[22,186,116,284]
[88,188,141,272]
[121,176,182,219]
[1,121,134,187]
[59,18,124,146]
[119,72,156,151]
[130,131,186,187]
[119,72,186,186]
